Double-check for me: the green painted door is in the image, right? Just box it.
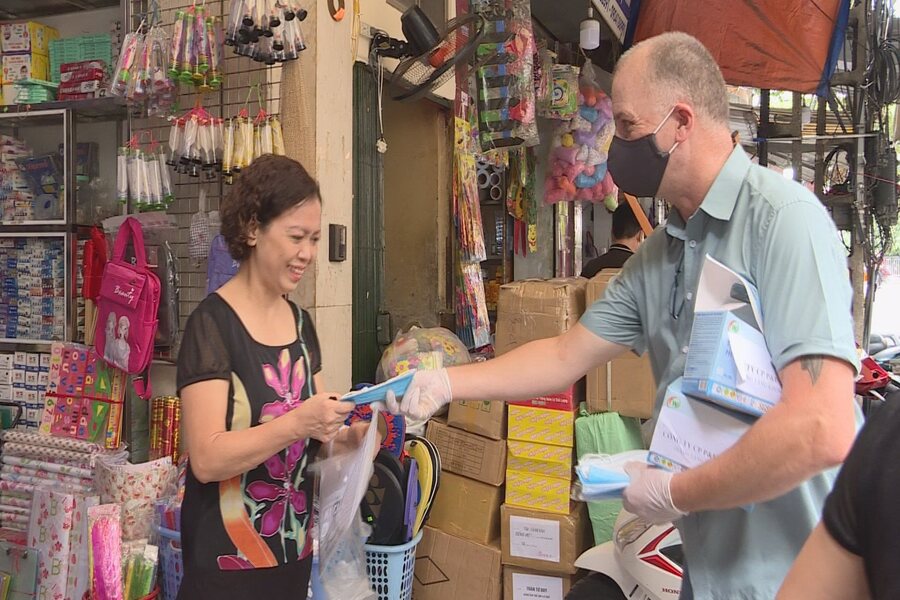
[352,63,385,384]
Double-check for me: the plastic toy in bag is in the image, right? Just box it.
[544,61,617,204]
[473,0,540,151]
[225,0,308,64]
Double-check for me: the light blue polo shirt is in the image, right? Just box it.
[581,146,860,600]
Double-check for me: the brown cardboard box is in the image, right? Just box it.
[426,419,506,486]
[495,278,587,356]
[585,272,656,419]
[501,503,591,575]
[448,399,506,440]
[503,567,579,600]
[414,526,503,600]
[427,471,504,544]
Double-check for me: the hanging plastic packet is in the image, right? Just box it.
[213,118,225,171]
[260,118,273,155]
[180,8,197,83]
[147,151,163,209]
[232,116,246,172]
[126,148,140,204]
[137,150,152,210]
[225,0,244,46]
[169,10,187,79]
[242,117,254,167]
[253,121,262,160]
[194,5,209,82]
[111,32,140,96]
[222,118,235,180]
[199,119,216,180]
[271,116,285,155]
[181,114,200,176]
[157,147,175,205]
[117,147,130,204]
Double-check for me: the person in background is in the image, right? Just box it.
[387,31,859,600]
[177,155,373,600]
[778,397,900,600]
[581,201,645,278]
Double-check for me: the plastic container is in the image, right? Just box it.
[364,532,422,600]
[157,526,183,600]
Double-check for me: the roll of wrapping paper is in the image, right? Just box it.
[150,396,181,462]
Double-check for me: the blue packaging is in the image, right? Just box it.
[683,311,782,417]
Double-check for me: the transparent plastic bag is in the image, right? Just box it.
[313,413,380,600]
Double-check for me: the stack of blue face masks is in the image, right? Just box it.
[574,450,649,500]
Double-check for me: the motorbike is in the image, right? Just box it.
[566,510,682,600]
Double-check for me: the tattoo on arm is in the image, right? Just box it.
[801,356,825,385]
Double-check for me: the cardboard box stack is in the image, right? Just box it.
[0,351,51,431]
[1,21,59,105]
[494,278,592,598]
[414,409,507,598]
[584,271,656,419]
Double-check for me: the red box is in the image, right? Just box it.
[508,381,583,411]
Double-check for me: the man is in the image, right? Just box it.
[581,202,644,278]
[778,397,900,599]
[388,32,858,599]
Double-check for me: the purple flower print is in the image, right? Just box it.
[246,440,308,537]
[260,349,306,422]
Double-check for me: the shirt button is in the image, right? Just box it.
[689,240,697,249]
[681,346,689,354]
[686,291,693,300]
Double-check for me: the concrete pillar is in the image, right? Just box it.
[280,1,354,391]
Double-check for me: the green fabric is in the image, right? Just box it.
[574,403,644,545]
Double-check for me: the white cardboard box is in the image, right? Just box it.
[649,378,754,472]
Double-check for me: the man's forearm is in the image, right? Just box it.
[448,325,627,403]
[670,358,857,511]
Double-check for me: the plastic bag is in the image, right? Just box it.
[313,413,380,600]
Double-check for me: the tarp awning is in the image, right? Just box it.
[625,0,850,96]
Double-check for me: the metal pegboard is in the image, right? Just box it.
[127,0,287,332]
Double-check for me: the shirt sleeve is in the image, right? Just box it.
[754,198,859,373]
[579,254,647,354]
[176,303,231,393]
[822,408,886,556]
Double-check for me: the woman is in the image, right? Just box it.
[176,155,363,599]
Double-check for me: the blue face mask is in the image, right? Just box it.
[607,106,679,198]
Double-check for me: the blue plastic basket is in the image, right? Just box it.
[364,532,422,600]
[157,526,183,600]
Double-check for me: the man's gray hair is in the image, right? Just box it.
[618,31,730,125]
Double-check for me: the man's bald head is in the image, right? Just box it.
[615,32,730,126]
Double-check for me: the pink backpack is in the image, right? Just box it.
[94,217,161,399]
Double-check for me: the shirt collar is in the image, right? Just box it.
[610,243,634,254]
[699,145,751,221]
[665,145,751,240]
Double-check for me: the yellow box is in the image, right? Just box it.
[1,85,18,105]
[506,440,573,480]
[1,22,60,55]
[507,405,575,448]
[2,53,49,84]
[505,469,571,515]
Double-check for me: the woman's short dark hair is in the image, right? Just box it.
[220,154,321,260]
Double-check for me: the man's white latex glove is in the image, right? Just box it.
[622,462,688,525]
[385,369,452,422]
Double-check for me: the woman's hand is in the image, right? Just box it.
[293,393,355,443]
[329,418,385,459]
